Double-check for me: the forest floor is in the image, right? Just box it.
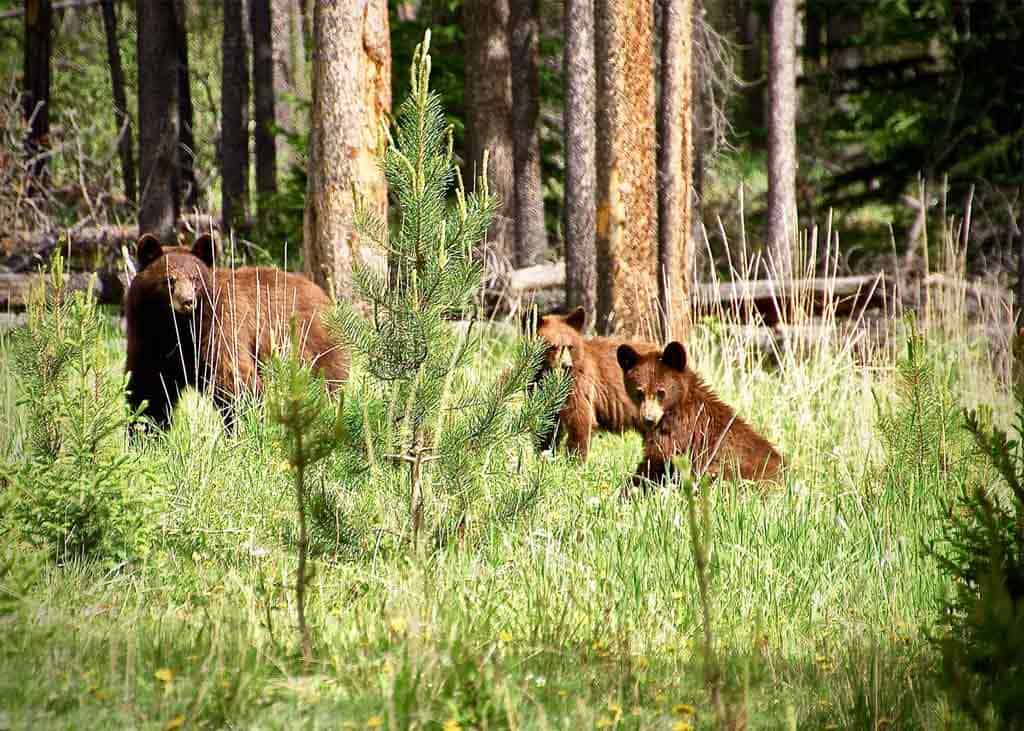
[0,302,1013,730]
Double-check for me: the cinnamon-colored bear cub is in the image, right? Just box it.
[125,234,348,428]
[531,306,651,459]
[616,341,782,486]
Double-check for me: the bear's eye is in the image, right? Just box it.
[636,386,645,397]
[656,389,666,400]
[167,275,177,287]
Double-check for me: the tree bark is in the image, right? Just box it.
[303,0,390,298]
[508,0,547,267]
[563,0,597,321]
[175,0,199,210]
[657,0,694,341]
[23,0,52,187]
[137,0,180,236]
[222,0,251,233]
[463,0,516,267]
[737,0,763,133]
[767,0,797,281]
[100,0,135,204]
[271,0,305,172]
[251,0,278,216]
[594,0,658,338]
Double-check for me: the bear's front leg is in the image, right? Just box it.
[561,398,595,460]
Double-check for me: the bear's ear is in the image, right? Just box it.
[191,234,215,268]
[135,234,163,271]
[617,344,640,372]
[661,341,688,372]
[565,306,586,332]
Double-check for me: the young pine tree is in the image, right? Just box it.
[326,33,568,553]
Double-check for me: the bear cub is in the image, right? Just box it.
[125,233,348,428]
[530,306,652,459]
[617,341,782,488]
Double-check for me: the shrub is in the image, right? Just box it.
[1,255,158,565]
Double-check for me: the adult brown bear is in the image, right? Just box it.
[617,341,782,489]
[529,306,651,459]
[124,233,347,428]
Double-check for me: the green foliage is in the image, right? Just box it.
[325,33,569,553]
[930,365,1024,726]
[1,255,157,565]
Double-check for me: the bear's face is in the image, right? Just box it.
[132,234,216,315]
[616,341,689,429]
[533,306,586,373]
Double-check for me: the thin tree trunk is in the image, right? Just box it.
[137,0,180,236]
[175,0,198,210]
[463,0,515,268]
[23,0,52,187]
[303,0,390,298]
[738,0,763,133]
[509,0,547,267]
[563,0,597,320]
[594,0,658,338]
[767,0,797,280]
[251,0,278,218]
[222,0,251,233]
[657,0,694,341]
[271,0,304,172]
[100,0,135,204]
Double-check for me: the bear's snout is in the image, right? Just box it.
[640,399,663,427]
[170,278,198,314]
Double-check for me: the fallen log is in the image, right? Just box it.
[0,271,125,311]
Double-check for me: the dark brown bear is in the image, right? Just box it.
[616,341,782,488]
[124,233,348,428]
[530,306,654,459]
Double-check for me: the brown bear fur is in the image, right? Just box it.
[616,341,783,487]
[530,306,655,459]
[125,233,348,428]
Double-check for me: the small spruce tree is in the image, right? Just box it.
[325,32,568,553]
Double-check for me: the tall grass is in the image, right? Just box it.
[0,220,1014,728]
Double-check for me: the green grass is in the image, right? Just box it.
[0,318,1011,730]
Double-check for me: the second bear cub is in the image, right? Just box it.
[616,341,782,486]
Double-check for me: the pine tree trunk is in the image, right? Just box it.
[594,0,658,338]
[767,0,797,280]
[303,0,390,298]
[509,0,547,267]
[137,0,180,236]
[101,0,135,204]
[23,0,52,187]
[657,0,693,341]
[737,0,764,133]
[222,0,251,233]
[271,0,305,172]
[251,0,278,217]
[563,0,597,320]
[463,0,515,268]
[175,0,198,210]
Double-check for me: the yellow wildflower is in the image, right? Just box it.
[673,703,696,716]
[443,719,462,731]
[366,715,384,729]
[672,722,692,731]
[155,668,174,684]
[164,717,186,731]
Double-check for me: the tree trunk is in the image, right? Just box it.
[137,0,180,236]
[23,0,52,187]
[303,0,390,298]
[463,0,515,268]
[222,0,251,233]
[563,0,597,321]
[767,0,797,281]
[657,0,694,341]
[737,0,763,133]
[251,0,278,217]
[100,0,135,204]
[594,0,658,338]
[175,0,198,210]
[508,0,547,268]
[271,0,305,172]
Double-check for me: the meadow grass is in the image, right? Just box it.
[0,295,1012,730]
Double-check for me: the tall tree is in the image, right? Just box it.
[594,0,658,338]
[175,0,198,209]
[303,0,390,298]
[767,0,796,280]
[222,0,251,233]
[563,0,597,320]
[737,0,764,133]
[463,0,515,267]
[137,0,180,236]
[271,0,305,172]
[508,0,547,267]
[657,0,694,340]
[23,0,52,186]
[250,0,278,217]
[100,0,135,204]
